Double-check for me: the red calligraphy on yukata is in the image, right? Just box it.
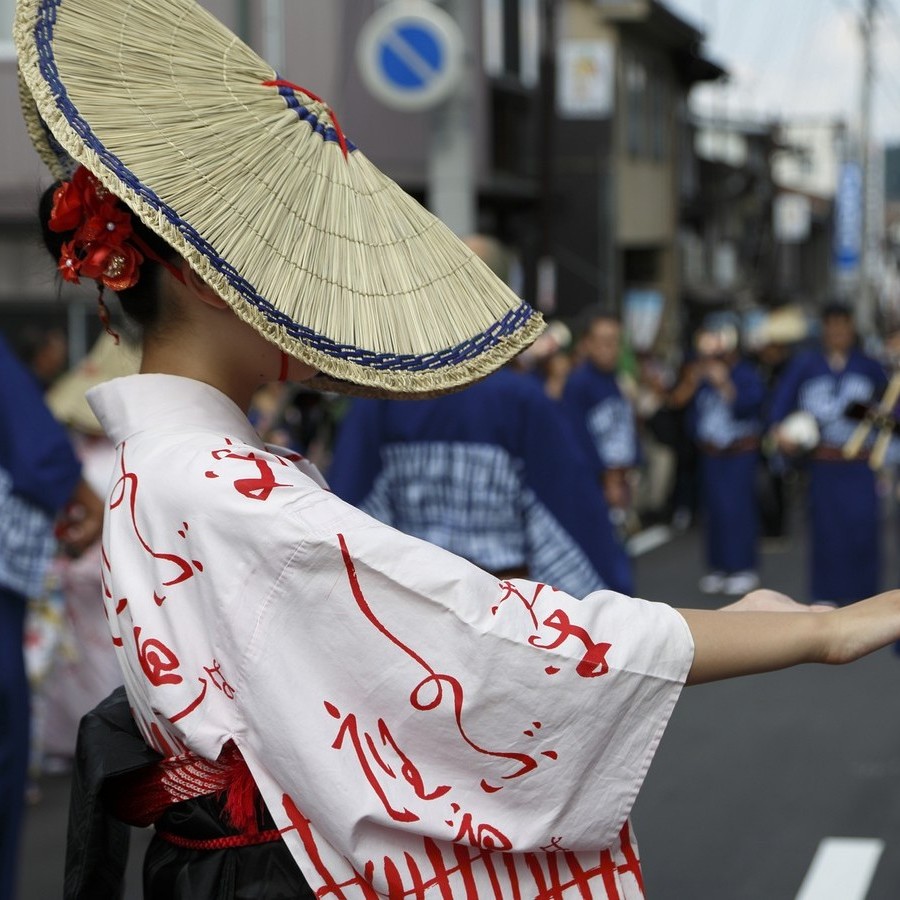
[100,545,127,646]
[134,626,182,686]
[530,610,611,678]
[450,811,512,851]
[280,792,642,899]
[337,534,539,793]
[204,659,236,699]
[169,659,236,724]
[209,441,291,502]
[496,581,613,679]
[109,443,201,595]
[325,702,450,823]
[170,677,208,723]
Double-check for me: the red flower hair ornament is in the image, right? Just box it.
[49,167,183,292]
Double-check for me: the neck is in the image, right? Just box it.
[141,344,258,413]
[139,313,279,413]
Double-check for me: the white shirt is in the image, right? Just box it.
[88,373,694,899]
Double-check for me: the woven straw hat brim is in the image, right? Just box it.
[16,0,543,398]
[46,332,142,434]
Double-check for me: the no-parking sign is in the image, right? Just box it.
[356,1,465,112]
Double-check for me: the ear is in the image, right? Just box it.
[178,259,229,310]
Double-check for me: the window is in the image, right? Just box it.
[625,55,647,157]
[518,0,541,88]
[484,0,541,87]
[625,53,671,161]
[483,0,505,77]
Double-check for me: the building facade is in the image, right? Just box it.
[2,0,721,357]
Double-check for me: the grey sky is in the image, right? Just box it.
[666,0,900,143]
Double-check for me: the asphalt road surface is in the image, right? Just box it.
[16,513,900,899]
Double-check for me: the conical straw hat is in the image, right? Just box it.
[15,0,544,398]
[46,331,142,435]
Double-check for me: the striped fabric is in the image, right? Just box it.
[361,443,605,597]
[0,467,56,598]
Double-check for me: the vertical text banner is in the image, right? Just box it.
[834,161,862,274]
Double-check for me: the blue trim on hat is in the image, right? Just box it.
[31,0,538,374]
[272,83,358,153]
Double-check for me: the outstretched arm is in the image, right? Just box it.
[679,590,900,685]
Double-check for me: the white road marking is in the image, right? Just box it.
[795,838,885,900]
[626,525,673,557]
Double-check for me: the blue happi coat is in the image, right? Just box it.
[692,360,765,575]
[769,348,887,603]
[561,363,639,475]
[328,368,634,597]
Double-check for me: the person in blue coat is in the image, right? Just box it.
[669,321,766,596]
[769,304,888,605]
[0,331,102,900]
[561,311,639,531]
[328,366,634,597]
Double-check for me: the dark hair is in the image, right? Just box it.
[576,305,620,342]
[820,301,854,322]
[38,181,178,331]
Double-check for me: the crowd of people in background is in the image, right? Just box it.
[6,251,900,818]
[240,292,900,612]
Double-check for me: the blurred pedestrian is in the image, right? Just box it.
[562,310,640,531]
[516,320,573,400]
[630,353,679,526]
[9,325,68,391]
[752,307,807,545]
[0,330,102,900]
[669,318,765,595]
[328,365,634,597]
[769,303,888,605]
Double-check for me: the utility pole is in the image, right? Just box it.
[262,0,286,74]
[859,0,876,333]
[428,0,477,237]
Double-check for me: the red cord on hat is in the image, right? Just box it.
[262,79,350,160]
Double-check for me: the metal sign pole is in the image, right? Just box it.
[427,0,476,237]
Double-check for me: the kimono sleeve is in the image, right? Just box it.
[231,489,693,879]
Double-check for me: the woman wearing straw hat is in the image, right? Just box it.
[15,1,900,898]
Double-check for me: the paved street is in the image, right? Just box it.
[16,511,900,899]
[632,520,900,899]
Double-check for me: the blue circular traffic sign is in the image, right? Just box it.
[357,1,465,112]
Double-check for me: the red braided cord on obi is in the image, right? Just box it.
[157,827,287,851]
[112,741,261,831]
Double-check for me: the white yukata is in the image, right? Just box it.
[87,373,694,900]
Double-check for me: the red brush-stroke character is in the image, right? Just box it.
[210,443,291,502]
[326,702,450,824]
[337,535,540,794]
[529,610,612,679]
[134,626,182,686]
[450,811,512,851]
[110,444,200,592]
[170,677,208,723]
[204,659,236,699]
[493,581,612,679]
